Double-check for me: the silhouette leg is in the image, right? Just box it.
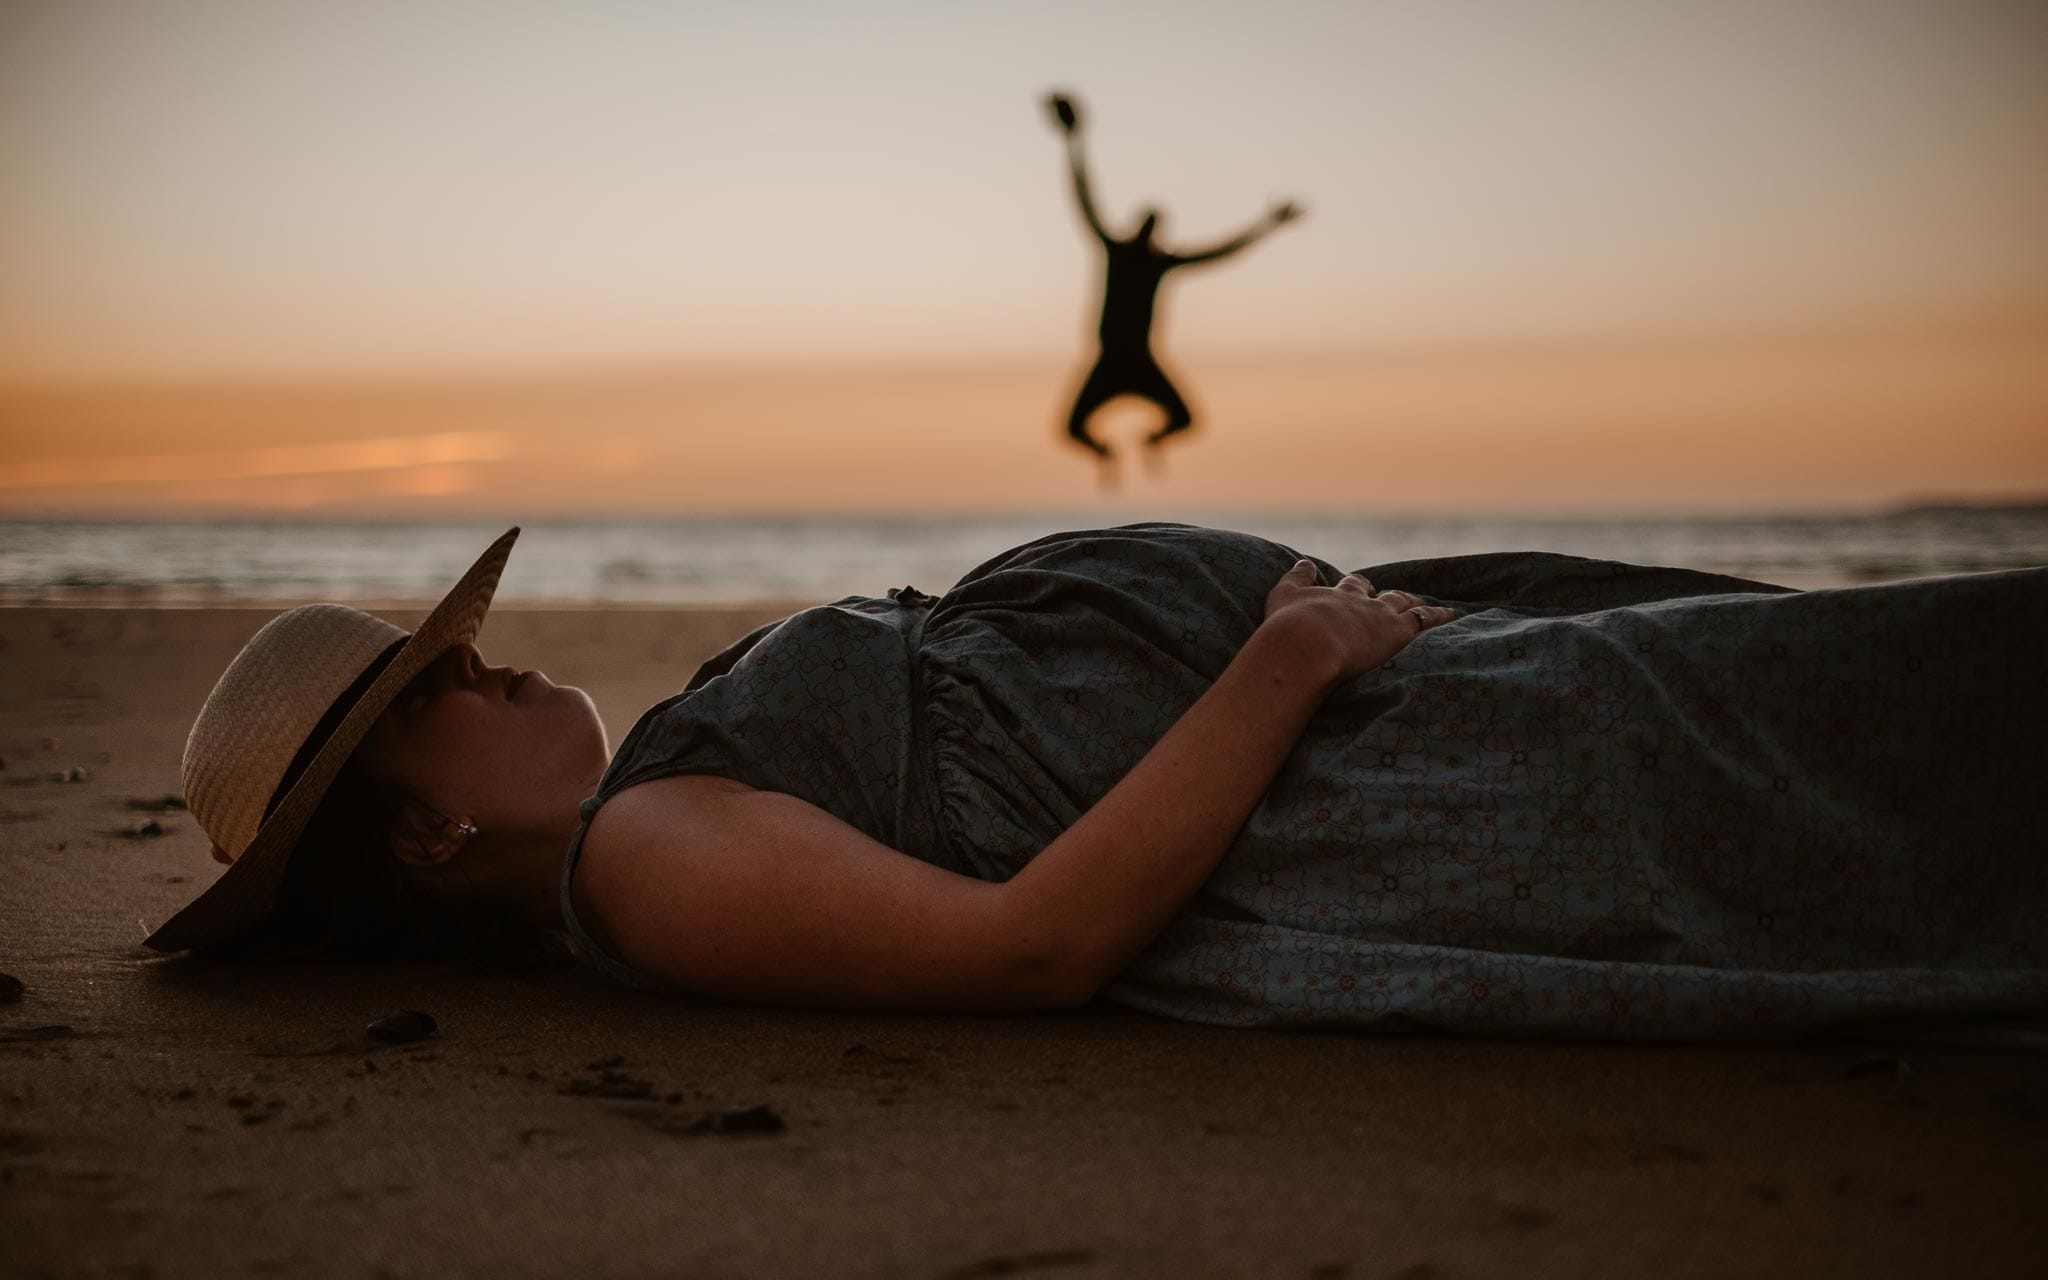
[1140,363,1195,448]
[1063,360,1121,459]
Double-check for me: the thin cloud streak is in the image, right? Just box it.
[0,430,513,490]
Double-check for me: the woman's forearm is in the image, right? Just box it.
[1002,619,1344,1001]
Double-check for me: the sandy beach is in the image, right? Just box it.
[3,603,2044,1280]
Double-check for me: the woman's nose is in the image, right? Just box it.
[459,644,515,691]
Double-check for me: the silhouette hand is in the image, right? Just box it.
[1271,201,1303,225]
[1046,93,1081,134]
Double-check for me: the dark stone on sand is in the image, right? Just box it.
[0,1024,76,1042]
[558,1070,657,1101]
[51,767,88,783]
[0,973,21,1002]
[365,1010,436,1044]
[942,1249,1097,1280]
[131,819,163,838]
[686,1104,785,1135]
[126,794,187,812]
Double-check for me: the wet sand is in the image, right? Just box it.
[2,605,2044,1280]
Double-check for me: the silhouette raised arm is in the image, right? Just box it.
[1171,201,1303,267]
[1047,93,1111,244]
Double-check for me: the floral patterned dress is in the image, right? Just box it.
[560,523,2048,1041]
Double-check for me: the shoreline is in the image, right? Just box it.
[7,509,2045,615]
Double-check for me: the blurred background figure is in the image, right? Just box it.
[1047,91,1302,478]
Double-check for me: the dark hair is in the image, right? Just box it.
[203,762,570,979]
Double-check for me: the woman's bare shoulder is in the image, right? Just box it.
[581,773,754,871]
[573,774,750,934]
[607,771,755,811]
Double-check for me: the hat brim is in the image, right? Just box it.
[143,527,522,952]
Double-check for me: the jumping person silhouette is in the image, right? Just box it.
[1047,92,1303,469]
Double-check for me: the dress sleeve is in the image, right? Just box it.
[1352,550,1798,615]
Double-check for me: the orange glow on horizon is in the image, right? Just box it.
[2,324,2042,518]
[0,430,512,491]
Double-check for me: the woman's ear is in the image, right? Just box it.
[387,796,476,869]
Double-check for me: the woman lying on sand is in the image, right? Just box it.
[148,523,2047,1041]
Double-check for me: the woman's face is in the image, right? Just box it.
[354,641,609,832]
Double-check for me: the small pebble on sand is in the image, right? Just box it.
[688,1104,785,1135]
[365,1010,437,1044]
[0,973,23,1001]
[0,1025,75,1042]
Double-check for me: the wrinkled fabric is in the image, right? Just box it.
[564,523,2048,1040]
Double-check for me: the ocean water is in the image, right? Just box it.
[1,510,2044,606]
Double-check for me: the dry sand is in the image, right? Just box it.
[2,605,2044,1280]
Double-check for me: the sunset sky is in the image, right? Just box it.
[2,0,2044,515]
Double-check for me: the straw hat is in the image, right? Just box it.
[144,527,522,952]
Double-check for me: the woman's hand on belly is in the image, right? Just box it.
[1260,559,1457,684]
